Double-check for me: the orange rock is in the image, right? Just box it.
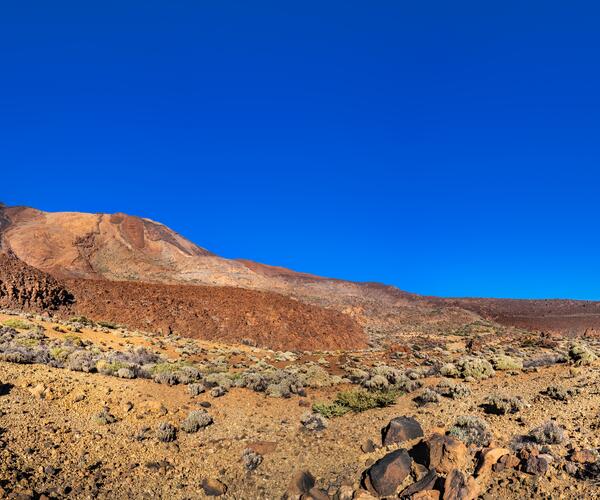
[426,434,468,475]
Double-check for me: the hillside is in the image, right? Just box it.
[2,204,600,345]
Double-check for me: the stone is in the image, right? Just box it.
[284,470,315,498]
[201,478,228,496]
[306,486,329,500]
[365,448,412,496]
[524,455,549,476]
[443,469,480,500]
[571,449,598,464]
[353,490,378,500]
[413,491,441,500]
[399,468,438,497]
[426,434,468,475]
[361,439,377,453]
[383,416,424,446]
[474,447,510,482]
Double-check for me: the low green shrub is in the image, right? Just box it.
[313,389,399,418]
[2,319,34,330]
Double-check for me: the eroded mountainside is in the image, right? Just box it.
[2,204,600,346]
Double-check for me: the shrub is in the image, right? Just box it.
[490,355,523,371]
[313,389,399,418]
[157,422,177,442]
[188,383,206,396]
[434,379,471,399]
[483,395,527,415]
[569,344,597,366]
[529,420,565,444]
[181,410,213,433]
[2,319,34,330]
[449,415,492,446]
[300,412,328,431]
[414,388,442,406]
[542,385,578,401]
[94,407,117,425]
[456,357,495,380]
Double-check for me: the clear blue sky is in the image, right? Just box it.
[2,1,600,299]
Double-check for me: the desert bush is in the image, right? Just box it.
[313,389,399,418]
[94,407,117,425]
[2,319,34,330]
[568,344,597,366]
[449,415,492,447]
[483,395,527,415]
[363,374,389,391]
[434,379,471,399]
[157,422,177,442]
[188,383,206,396]
[242,448,263,471]
[300,411,328,431]
[439,363,459,377]
[542,385,579,401]
[456,357,495,379]
[181,410,213,433]
[154,371,179,385]
[210,386,227,397]
[529,420,565,444]
[490,354,523,371]
[66,349,97,372]
[414,388,442,406]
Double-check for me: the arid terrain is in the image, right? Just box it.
[1,204,600,499]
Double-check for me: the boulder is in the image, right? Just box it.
[425,434,468,474]
[443,469,479,500]
[383,416,424,446]
[474,447,510,481]
[284,470,315,499]
[399,468,438,497]
[365,448,413,496]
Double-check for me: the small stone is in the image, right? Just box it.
[571,449,598,464]
[201,478,227,496]
[524,455,549,476]
[361,439,377,453]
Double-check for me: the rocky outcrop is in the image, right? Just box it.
[0,253,73,310]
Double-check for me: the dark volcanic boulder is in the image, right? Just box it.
[383,416,424,446]
[365,448,412,496]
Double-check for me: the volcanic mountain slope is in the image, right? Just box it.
[0,205,484,342]
[3,204,600,340]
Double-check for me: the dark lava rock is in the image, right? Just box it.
[382,416,424,446]
[399,468,438,497]
[365,448,412,497]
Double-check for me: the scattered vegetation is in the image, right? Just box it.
[2,319,34,330]
[449,415,492,447]
[313,389,399,418]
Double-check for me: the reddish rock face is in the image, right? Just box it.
[425,434,468,475]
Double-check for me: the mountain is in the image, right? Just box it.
[2,204,600,349]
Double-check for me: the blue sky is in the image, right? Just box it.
[2,1,600,299]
